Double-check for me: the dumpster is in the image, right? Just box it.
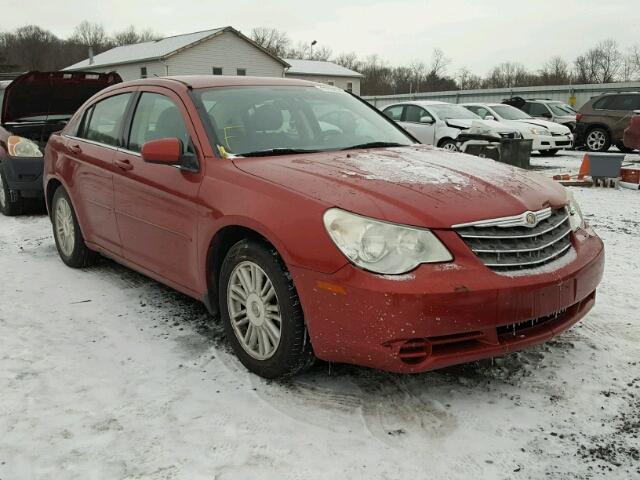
[498,138,533,169]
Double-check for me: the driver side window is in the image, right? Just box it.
[128,92,190,153]
[405,105,431,123]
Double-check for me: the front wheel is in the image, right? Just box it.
[51,187,97,268]
[0,165,23,216]
[219,239,315,379]
[585,128,611,152]
[439,139,458,151]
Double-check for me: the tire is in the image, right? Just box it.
[0,165,24,216]
[439,139,458,151]
[51,187,97,268]
[219,239,315,379]
[538,149,559,156]
[615,142,635,154]
[585,127,611,152]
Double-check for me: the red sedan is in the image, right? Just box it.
[623,112,640,150]
[43,76,604,378]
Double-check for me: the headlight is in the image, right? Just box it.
[529,127,549,136]
[323,208,453,274]
[566,190,585,231]
[7,136,43,158]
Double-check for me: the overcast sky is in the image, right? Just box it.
[2,0,637,76]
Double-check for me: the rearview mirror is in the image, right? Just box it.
[420,116,434,124]
[141,138,182,166]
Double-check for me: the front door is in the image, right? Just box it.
[112,88,203,291]
[400,105,436,144]
[63,92,134,256]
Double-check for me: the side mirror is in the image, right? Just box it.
[420,116,434,124]
[485,115,496,121]
[633,110,640,116]
[141,138,182,166]
[541,112,552,119]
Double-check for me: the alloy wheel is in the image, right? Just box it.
[227,260,282,360]
[442,142,458,151]
[586,130,606,151]
[55,197,75,257]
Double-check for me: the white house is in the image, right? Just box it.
[284,59,363,95]
[64,26,289,80]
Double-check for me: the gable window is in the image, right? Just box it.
[140,67,147,79]
[212,67,223,75]
[347,82,353,92]
[237,68,246,76]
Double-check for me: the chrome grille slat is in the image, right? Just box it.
[454,208,573,271]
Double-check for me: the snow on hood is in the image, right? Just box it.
[446,118,516,134]
[232,145,567,229]
[514,119,571,134]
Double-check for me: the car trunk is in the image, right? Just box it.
[1,70,122,147]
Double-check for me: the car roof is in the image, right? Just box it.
[116,75,321,90]
[384,100,449,108]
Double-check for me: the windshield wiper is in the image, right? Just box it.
[341,142,406,151]
[240,148,321,157]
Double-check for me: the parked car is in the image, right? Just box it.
[574,92,640,152]
[463,103,573,156]
[623,110,640,150]
[381,101,520,150]
[0,70,121,216]
[44,76,604,379]
[503,97,577,132]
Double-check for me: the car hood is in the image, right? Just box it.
[1,70,122,124]
[513,119,570,134]
[445,118,515,133]
[232,145,567,229]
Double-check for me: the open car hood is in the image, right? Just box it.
[1,70,122,124]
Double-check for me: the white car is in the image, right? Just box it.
[381,101,520,150]
[463,103,573,156]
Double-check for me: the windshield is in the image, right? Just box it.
[193,85,413,156]
[428,104,480,121]
[548,102,576,116]
[491,105,533,120]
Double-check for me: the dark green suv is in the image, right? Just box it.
[575,93,640,152]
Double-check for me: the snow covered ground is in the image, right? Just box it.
[1,154,639,480]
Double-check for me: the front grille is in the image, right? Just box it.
[454,208,572,271]
[497,308,568,336]
[499,132,519,139]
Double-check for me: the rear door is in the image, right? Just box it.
[63,91,134,255]
[112,87,204,291]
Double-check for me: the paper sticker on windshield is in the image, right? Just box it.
[315,85,343,93]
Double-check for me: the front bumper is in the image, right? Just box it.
[291,228,604,373]
[1,156,45,198]
[531,134,573,151]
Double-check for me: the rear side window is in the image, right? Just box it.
[383,105,404,121]
[128,92,190,153]
[83,94,132,146]
[594,95,640,111]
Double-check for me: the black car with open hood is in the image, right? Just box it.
[0,70,122,216]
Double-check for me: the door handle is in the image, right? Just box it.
[69,144,82,154]
[115,159,134,171]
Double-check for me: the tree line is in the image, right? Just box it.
[250,28,640,96]
[1,22,638,97]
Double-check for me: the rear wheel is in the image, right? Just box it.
[585,127,611,152]
[51,187,97,268]
[219,239,315,379]
[0,165,23,216]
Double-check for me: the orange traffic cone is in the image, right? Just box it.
[577,153,590,180]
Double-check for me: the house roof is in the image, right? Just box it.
[284,59,363,78]
[65,27,289,71]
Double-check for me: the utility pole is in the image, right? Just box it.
[310,40,317,59]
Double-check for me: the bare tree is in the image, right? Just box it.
[457,67,483,90]
[597,39,622,83]
[287,41,332,60]
[72,21,108,48]
[485,62,530,88]
[333,52,361,71]
[429,48,450,77]
[539,56,571,85]
[112,26,160,46]
[250,27,290,57]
